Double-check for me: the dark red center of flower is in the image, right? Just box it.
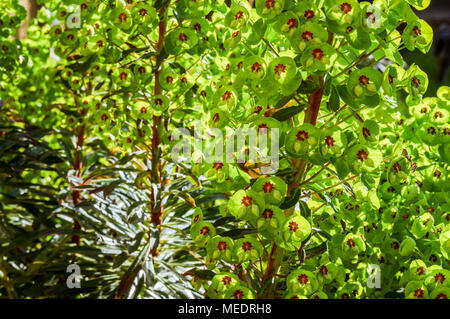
[347,238,356,247]
[265,0,275,9]
[434,111,443,119]
[212,113,220,122]
[235,11,244,20]
[319,265,328,276]
[213,161,224,170]
[166,76,173,83]
[302,31,314,41]
[222,276,232,285]
[194,23,201,32]
[242,241,252,252]
[357,150,368,161]
[96,40,103,47]
[393,162,402,173]
[435,273,445,284]
[388,74,394,84]
[217,241,227,251]
[413,26,422,36]
[366,11,376,23]
[254,106,263,114]
[251,62,261,73]
[119,13,127,22]
[232,30,240,38]
[427,126,436,135]
[287,18,296,29]
[325,136,335,147]
[222,91,232,101]
[412,76,421,87]
[341,3,352,14]
[140,106,148,114]
[258,124,268,134]
[193,215,200,223]
[436,293,448,299]
[304,10,315,19]
[120,72,127,80]
[414,288,424,298]
[391,242,399,250]
[242,196,253,207]
[179,33,188,41]
[101,114,108,121]
[262,182,274,193]
[138,67,146,74]
[298,274,309,284]
[139,8,147,16]
[263,209,274,219]
[312,49,324,60]
[155,98,163,106]
[296,131,309,141]
[200,226,210,235]
[289,221,299,232]
[359,75,370,86]
[363,128,371,137]
[233,290,244,299]
[416,267,424,275]
[274,64,286,75]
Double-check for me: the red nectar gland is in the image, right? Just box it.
[242,241,252,252]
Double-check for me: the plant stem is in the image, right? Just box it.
[150,2,170,227]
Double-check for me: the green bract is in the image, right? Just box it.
[346,144,383,173]
[190,221,216,247]
[251,176,287,205]
[291,22,328,53]
[301,44,337,73]
[268,56,296,85]
[286,123,322,157]
[286,269,318,295]
[208,273,241,298]
[325,0,361,34]
[2,0,448,301]
[347,67,382,98]
[233,237,263,263]
[228,189,265,222]
[255,0,285,20]
[277,212,312,251]
[402,19,433,53]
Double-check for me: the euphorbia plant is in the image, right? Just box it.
[0,0,449,300]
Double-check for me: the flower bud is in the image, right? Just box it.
[298,41,306,51]
[367,83,377,92]
[354,85,363,97]
[308,136,317,146]
[344,15,353,25]
[399,237,416,256]
[294,141,302,153]
[272,189,282,201]
[251,204,260,217]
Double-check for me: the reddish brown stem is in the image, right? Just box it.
[72,124,85,245]
[150,4,169,227]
